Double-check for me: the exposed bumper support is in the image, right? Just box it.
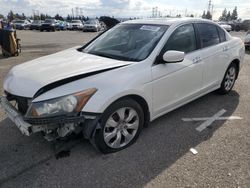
[0,96,32,136]
[0,96,101,140]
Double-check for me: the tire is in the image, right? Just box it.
[235,26,240,32]
[93,98,144,153]
[40,29,43,32]
[217,63,238,95]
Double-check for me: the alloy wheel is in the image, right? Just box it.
[103,107,139,149]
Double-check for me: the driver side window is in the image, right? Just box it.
[163,24,197,53]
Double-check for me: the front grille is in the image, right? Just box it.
[5,91,31,115]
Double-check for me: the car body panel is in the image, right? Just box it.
[3,47,133,98]
[2,18,245,124]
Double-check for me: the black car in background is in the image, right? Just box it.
[30,20,43,30]
[231,20,250,31]
[40,19,59,32]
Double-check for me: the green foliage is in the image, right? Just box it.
[219,7,238,21]
[202,10,212,20]
[7,10,15,21]
[231,6,238,20]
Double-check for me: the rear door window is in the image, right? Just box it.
[217,26,226,42]
[196,23,220,48]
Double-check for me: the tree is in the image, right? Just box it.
[7,10,15,21]
[219,8,227,21]
[0,14,4,19]
[55,13,64,20]
[205,11,212,20]
[226,11,231,21]
[66,14,72,21]
[231,6,238,20]
[202,11,206,19]
[40,13,46,20]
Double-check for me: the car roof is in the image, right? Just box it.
[122,18,215,26]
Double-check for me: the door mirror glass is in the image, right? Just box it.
[162,50,185,63]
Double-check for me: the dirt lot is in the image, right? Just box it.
[0,30,249,188]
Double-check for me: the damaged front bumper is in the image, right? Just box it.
[0,96,100,140]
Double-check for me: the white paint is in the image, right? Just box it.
[182,109,242,132]
[190,148,198,155]
[182,116,242,121]
[2,18,245,120]
[196,109,227,132]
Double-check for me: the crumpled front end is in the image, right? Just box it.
[0,93,100,141]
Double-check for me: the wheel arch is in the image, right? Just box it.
[230,58,240,79]
[107,94,151,127]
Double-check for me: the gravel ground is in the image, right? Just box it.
[0,30,249,188]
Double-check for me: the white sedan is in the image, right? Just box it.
[218,22,232,32]
[0,18,245,153]
[245,31,250,50]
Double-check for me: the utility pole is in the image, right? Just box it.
[208,0,212,12]
[72,8,74,19]
[152,7,158,18]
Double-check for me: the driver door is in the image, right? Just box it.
[152,24,203,117]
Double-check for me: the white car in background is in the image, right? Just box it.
[218,22,232,32]
[68,20,84,30]
[83,19,101,32]
[244,31,250,50]
[0,18,245,153]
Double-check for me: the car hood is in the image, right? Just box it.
[4,47,133,98]
[70,23,82,25]
[85,24,96,26]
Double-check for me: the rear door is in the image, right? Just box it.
[195,23,230,90]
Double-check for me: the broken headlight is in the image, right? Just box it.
[26,88,97,118]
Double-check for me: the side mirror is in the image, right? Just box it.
[162,50,185,63]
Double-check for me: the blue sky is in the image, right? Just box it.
[0,0,249,19]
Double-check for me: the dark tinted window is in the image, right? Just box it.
[218,27,226,42]
[197,23,220,48]
[163,24,197,53]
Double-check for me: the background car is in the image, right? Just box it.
[245,31,250,50]
[234,19,250,32]
[218,22,232,32]
[68,20,84,30]
[58,21,68,30]
[13,20,31,30]
[30,20,42,30]
[83,19,101,32]
[40,19,59,32]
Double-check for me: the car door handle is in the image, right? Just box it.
[223,46,229,51]
[193,57,202,64]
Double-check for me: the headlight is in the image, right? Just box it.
[26,88,97,118]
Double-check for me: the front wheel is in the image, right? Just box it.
[217,63,238,94]
[93,98,144,153]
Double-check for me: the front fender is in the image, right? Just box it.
[83,87,152,114]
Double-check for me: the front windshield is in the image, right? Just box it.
[45,20,53,23]
[33,20,41,24]
[15,20,25,23]
[72,20,81,23]
[83,24,168,61]
[86,20,97,24]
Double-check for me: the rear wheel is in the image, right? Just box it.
[217,63,238,94]
[93,98,144,153]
